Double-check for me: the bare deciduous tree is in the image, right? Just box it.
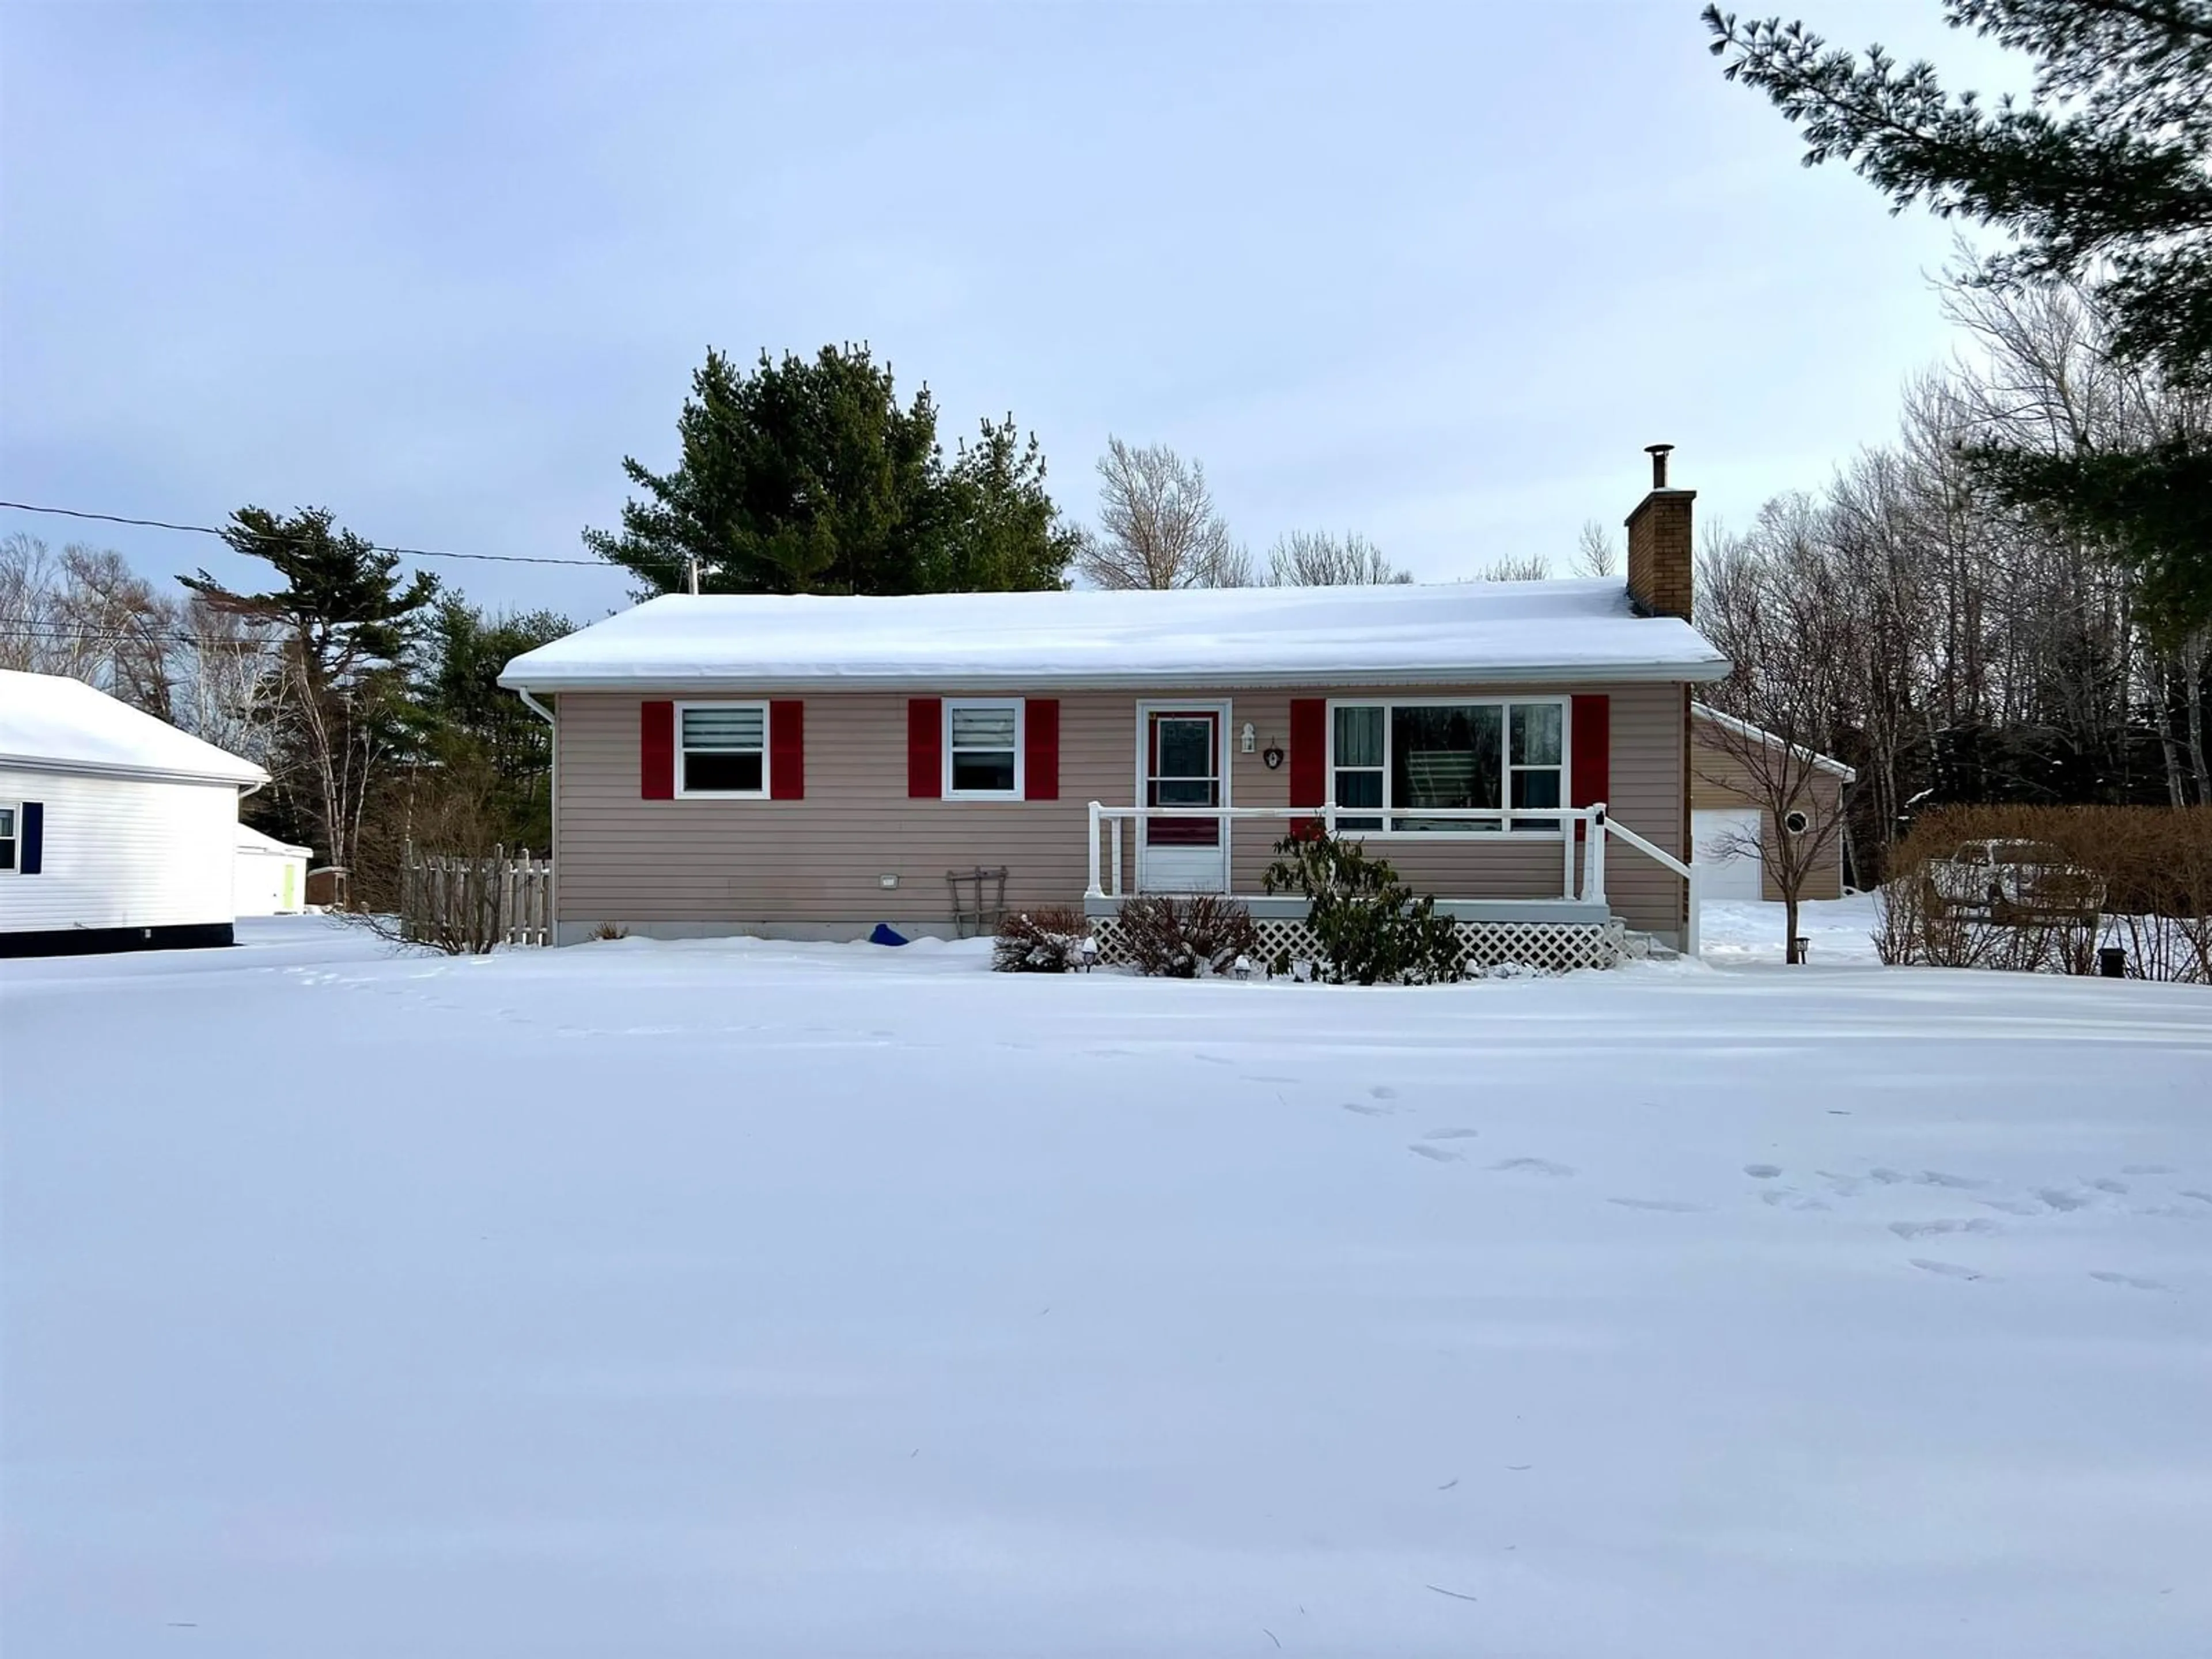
[1696,504,1861,963]
[1475,554,1551,582]
[1573,519,1620,579]
[1264,529,1410,586]
[1075,438,1249,589]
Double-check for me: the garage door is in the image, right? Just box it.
[1693,807,1764,901]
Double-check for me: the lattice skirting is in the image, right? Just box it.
[1085,915,1626,976]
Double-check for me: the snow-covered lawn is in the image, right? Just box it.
[1700,892,1884,965]
[4,915,2210,1657]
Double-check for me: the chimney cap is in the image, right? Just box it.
[1644,442,1675,489]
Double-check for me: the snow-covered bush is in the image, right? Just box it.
[1261,825,1462,986]
[991,906,1093,974]
[1115,895,1260,979]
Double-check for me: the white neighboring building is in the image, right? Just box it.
[234,823,313,916]
[0,669,269,957]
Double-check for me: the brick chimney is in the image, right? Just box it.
[1624,443,1695,621]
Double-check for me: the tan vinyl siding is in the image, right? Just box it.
[1690,721,1847,902]
[553,684,1691,936]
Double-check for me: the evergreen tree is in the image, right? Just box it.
[1706,1,2212,618]
[585,344,1075,596]
[181,506,437,898]
[416,598,574,849]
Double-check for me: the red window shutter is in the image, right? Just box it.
[907,698,942,798]
[769,699,805,800]
[1024,699,1059,801]
[1570,694,1610,837]
[641,701,675,800]
[1289,698,1326,808]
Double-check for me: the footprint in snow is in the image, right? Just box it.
[1369,1085,1400,1101]
[2038,1188,2093,1212]
[1909,1258,1990,1281]
[2122,1164,2177,1176]
[1488,1157,1576,1178]
[1609,1197,1707,1213]
[2180,1191,2212,1206]
[1762,1189,1832,1211]
[1744,1164,1783,1179]
[1408,1144,1465,1164]
[2088,1177,2130,1195]
[1340,1101,1393,1118]
[1918,1171,1990,1190]
[2089,1271,2168,1293]
[1869,1168,1908,1185]
[1423,1127,1481,1141]
[1976,1197,2044,1216]
[1889,1218,2001,1240]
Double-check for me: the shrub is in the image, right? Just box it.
[1262,824,1463,985]
[589,922,630,942]
[1876,804,2212,983]
[993,905,1093,974]
[1116,894,1260,978]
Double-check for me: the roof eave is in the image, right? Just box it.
[499,659,1734,696]
[0,753,269,789]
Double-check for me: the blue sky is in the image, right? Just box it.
[0,2,2022,621]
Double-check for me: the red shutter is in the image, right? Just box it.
[1289,698,1326,832]
[769,699,805,800]
[1024,698,1059,801]
[641,701,675,800]
[907,698,942,798]
[1570,694,1610,838]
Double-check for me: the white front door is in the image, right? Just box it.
[1693,807,1764,901]
[1138,707,1228,893]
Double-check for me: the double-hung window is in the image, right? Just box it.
[1330,699,1566,833]
[677,703,768,797]
[944,699,1022,799]
[0,803,16,872]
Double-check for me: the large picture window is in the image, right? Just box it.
[1330,699,1566,833]
[945,699,1023,799]
[677,702,768,797]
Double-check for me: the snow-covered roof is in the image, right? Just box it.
[500,581,1732,692]
[236,823,312,857]
[0,669,268,787]
[1692,703,1858,781]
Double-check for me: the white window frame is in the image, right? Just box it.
[0,800,18,874]
[943,698,1025,801]
[1325,696,1571,839]
[673,699,771,800]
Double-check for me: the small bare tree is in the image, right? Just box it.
[1476,554,1552,582]
[1075,437,1249,588]
[1264,529,1411,585]
[1695,507,1859,963]
[1573,519,1620,578]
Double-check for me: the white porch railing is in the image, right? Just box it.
[1083,800,1700,955]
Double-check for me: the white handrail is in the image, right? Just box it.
[1602,813,1699,957]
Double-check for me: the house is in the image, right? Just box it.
[234,822,313,916]
[501,453,1732,967]
[0,669,268,957]
[1690,704,1856,902]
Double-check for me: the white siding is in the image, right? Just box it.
[0,766,243,934]
[233,850,308,916]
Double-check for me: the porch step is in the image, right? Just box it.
[1620,930,1680,961]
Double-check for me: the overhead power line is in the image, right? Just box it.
[0,499,612,569]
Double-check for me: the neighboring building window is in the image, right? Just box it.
[0,802,15,872]
[677,702,768,797]
[944,699,1023,799]
[1328,699,1566,833]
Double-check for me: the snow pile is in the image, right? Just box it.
[0,667,266,785]
[4,919,2209,1656]
[499,579,1730,690]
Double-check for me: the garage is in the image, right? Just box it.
[1693,806,1765,901]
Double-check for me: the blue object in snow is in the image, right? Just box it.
[868,923,910,947]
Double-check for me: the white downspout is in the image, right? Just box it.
[517,688,558,944]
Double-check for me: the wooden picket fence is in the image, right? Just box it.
[400,843,550,952]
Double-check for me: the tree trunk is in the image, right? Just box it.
[1783,891,1802,965]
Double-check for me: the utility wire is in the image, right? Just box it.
[0,499,613,569]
